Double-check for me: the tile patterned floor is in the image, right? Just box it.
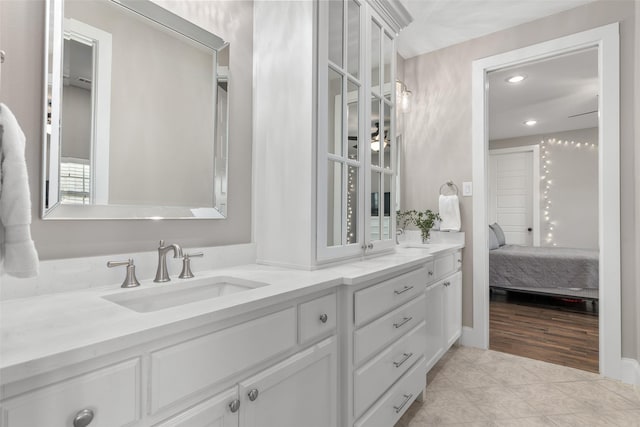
[395,346,640,426]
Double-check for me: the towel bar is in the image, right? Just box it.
[439,181,459,196]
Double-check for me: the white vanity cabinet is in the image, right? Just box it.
[0,291,338,427]
[156,388,239,427]
[238,337,337,427]
[341,265,428,427]
[423,250,463,374]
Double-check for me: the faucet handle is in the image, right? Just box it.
[158,239,165,248]
[107,259,141,288]
[179,252,203,279]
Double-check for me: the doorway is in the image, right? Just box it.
[469,23,621,379]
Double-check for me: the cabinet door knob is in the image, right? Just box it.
[73,409,94,427]
[248,388,259,401]
[428,271,434,276]
[228,399,241,413]
[444,281,450,287]
[319,313,328,323]
[367,243,374,249]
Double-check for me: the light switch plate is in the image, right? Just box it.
[462,181,473,196]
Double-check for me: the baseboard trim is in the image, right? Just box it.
[620,357,640,387]
[460,326,486,349]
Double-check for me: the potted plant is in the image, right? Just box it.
[397,209,441,243]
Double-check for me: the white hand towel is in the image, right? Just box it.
[0,103,39,278]
[439,194,461,232]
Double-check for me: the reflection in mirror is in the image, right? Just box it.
[43,0,229,219]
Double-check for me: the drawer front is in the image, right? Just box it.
[434,251,457,281]
[354,322,426,418]
[155,388,239,427]
[2,359,140,427]
[354,294,426,365]
[454,251,462,270]
[298,293,337,344]
[424,259,435,284]
[354,267,427,327]
[150,307,296,413]
[355,356,427,427]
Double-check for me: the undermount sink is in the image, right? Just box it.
[102,276,268,313]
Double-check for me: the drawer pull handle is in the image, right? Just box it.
[393,393,414,413]
[248,388,259,401]
[228,399,241,413]
[73,409,94,427]
[457,259,462,263]
[394,285,414,295]
[393,316,412,329]
[393,352,413,368]
[428,271,434,276]
[444,281,450,287]
[319,313,328,323]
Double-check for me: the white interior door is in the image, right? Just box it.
[489,148,538,246]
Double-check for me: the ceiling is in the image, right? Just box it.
[488,48,598,140]
[395,0,599,140]
[396,0,597,59]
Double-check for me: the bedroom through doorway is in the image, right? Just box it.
[486,48,600,373]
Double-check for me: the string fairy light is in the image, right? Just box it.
[539,137,597,247]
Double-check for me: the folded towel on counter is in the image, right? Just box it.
[0,103,39,278]
[439,194,461,232]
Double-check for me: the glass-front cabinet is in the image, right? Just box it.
[317,0,397,261]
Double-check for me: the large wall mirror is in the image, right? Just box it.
[42,0,229,219]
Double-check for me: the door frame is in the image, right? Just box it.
[468,23,621,379]
[488,145,540,247]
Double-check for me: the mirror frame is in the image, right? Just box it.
[42,0,229,220]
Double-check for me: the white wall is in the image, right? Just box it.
[0,0,254,259]
[490,127,598,250]
[402,0,637,359]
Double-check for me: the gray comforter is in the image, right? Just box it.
[489,245,599,290]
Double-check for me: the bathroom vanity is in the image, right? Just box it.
[0,244,462,427]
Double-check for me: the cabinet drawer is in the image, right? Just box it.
[1,359,140,427]
[354,294,425,365]
[155,388,238,427]
[354,356,426,427]
[150,307,296,413]
[354,322,426,418]
[298,293,337,344]
[434,251,460,281]
[354,267,427,327]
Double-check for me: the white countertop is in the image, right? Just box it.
[0,244,463,384]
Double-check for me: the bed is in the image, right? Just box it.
[489,245,599,300]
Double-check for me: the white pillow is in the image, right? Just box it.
[490,223,506,246]
[488,226,499,250]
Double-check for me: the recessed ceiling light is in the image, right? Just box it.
[506,75,526,84]
[524,119,537,126]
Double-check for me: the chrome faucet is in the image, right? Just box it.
[154,240,183,282]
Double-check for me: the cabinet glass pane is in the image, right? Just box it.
[370,96,380,166]
[383,32,392,97]
[327,160,343,246]
[347,165,358,244]
[370,21,380,92]
[328,68,343,155]
[347,80,359,161]
[383,102,391,168]
[383,173,392,239]
[347,0,360,78]
[370,170,381,241]
[328,1,343,67]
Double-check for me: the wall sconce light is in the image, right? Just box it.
[396,80,412,113]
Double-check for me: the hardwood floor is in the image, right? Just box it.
[490,291,599,373]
